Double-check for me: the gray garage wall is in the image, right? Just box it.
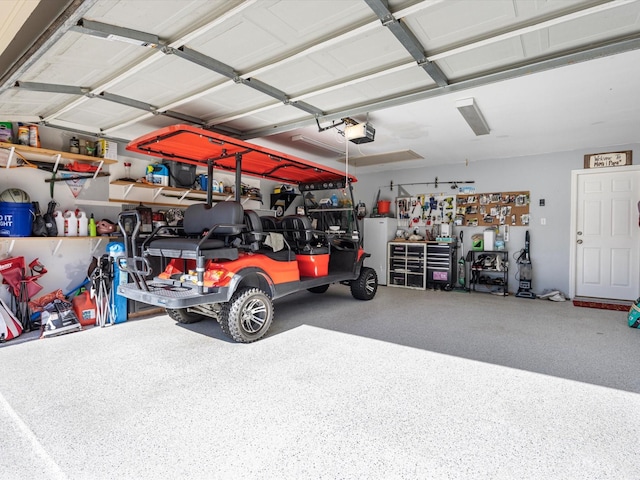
[352,143,639,297]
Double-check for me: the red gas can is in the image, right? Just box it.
[72,291,97,327]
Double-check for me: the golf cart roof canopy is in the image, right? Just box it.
[126,124,356,186]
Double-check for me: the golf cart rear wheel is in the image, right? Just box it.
[219,287,273,343]
[166,308,205,324]
[307,284,330,294]
[350,266,378,300]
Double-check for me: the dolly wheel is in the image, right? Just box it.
[219,288,274,343]
[166,308,205,324]
[307,284,330,294]
[350,267,378,300]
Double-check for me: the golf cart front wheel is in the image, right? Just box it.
[350,267,378,300]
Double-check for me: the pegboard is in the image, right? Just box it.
[396,193,456,228]
[455,191,530,227]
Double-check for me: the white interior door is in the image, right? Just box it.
[573,167,640,301]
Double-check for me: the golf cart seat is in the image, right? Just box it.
[145,201,245,260]
[279,215,328,255]
[242,210,295,261]
[243,210,264,251]
[260,215,280,232]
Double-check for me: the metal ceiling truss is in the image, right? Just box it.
[5,0,640,144]
[167,46,324,116]
[13,81,206,125]
[242,33,640,139]
[70,18,160,47]
[364,0,449,87]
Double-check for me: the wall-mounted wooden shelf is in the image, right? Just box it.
[109,180,261,208]
[0,141,117,171]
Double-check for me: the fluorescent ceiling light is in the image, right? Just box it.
[291,135,344,155]
[456,98,490,136]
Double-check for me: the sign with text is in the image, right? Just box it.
[584,151,632,169]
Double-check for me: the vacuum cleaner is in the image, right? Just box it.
[515,230,536,299]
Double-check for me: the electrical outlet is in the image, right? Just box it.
[541,217,546,225]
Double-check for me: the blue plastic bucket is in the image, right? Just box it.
[0,202,33,237]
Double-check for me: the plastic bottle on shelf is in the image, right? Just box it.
[76,210,88,236]
[54,210,65,237]
[69,136,80,154]
[64,210,78,236]
[88,214,97,237]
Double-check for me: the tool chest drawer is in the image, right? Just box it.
[426,241,457,290]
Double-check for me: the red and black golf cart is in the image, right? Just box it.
[117,124,377,342]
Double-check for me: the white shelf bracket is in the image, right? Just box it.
[152,187,165,201]
[89,238,103,254]
[178,190,192,202]
[50,239,63,256]
[123,183,135,198]
[52,154,62,172]
[4,147,16,168]
[0,239,15,256]
[93,160,104,179]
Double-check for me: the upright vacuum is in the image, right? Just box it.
[515,230,536,299]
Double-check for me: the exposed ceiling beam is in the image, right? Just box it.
[98,0,440,133]
[241,34,640,139]
[15,81,88,95]
[198,0,640,128]
[169,46,324,115]
[70,18,160,47]
[364,0,449,87]
[41,0,257,124]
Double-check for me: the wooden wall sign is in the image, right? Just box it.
[584,151,632,169]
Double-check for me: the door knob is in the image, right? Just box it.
[577,239,583,244]
[577,231,582,235]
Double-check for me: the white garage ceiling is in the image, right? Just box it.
[1,0,639,172]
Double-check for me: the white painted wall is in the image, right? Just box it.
[352,143,639,296]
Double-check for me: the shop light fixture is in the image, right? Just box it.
[456,98,490,136]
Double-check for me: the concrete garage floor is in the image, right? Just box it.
[1,286,639,480]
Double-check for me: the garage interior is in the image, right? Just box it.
[1,1,640,478]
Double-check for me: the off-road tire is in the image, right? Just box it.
[307,284,330,294]
[350,267,378,300]
[219,287,273,343]
[166,308,206,324]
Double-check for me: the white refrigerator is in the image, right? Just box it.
[363,217,398,286]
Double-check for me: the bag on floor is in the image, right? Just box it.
[41,299,82,338]
[0,298,23,342]
[628,299,640,328]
